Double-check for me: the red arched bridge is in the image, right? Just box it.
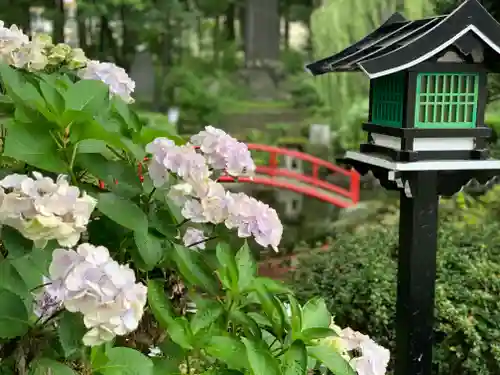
[218,144,359,208]
[100,144,360,208]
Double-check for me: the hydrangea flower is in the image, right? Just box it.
[181,181,228,224]
[78,60,136,103]
[190,126,255,176]
[339,327,390,375]
[33,276,64,321]
[0,20,29,65]
[225,192,283,251]
[182,228,206,249]
[46,243,147,346]
[0,172,97,248]
[146,138,211,188]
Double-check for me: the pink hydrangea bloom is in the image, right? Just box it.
[146,138,211,187]
[182,228,206,249]
[225,192,282,251]
[190,126,255,176]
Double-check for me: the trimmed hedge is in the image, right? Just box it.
[291,219,500,374]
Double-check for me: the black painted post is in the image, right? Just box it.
[395,171,439,375]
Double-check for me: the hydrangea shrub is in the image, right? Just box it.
[0,21,389,375]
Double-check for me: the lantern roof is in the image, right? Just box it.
[306,0,500,79]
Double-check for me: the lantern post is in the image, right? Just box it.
[306,1,500,374]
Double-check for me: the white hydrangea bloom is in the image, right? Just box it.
[182,228,206,249]
[0,21,29,65]
[225,192,283,251]
[0,172,97,248]
[11,38,48,71]
[190,126,255,176]
[167,183,193,206]
[78,60,136,103]
[179,181,228,225]
[46,243,147,346]
[340,328,390,375]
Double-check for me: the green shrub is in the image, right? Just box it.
[291,219,500,374]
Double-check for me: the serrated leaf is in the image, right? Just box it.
[3,120,67,173]
[190,300,223,334]
[29,358,77,375]
[2,226,33,258]
[235,242,256,291]
[171,244,218,295]
[308,345,356,375]
[147,280,193,349]
[205,336,248,370]
[302,297,331,331]
[97,193,148,233]
[133,231,164,271]
[98,347,154,375]
[0,288,30,338]
[58,311,86,358]
[241,337,281,375]
[64,79,109,116]
[281,340,307,375]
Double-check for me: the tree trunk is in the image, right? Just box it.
[224,1,236,41]
[213,16,221,66]
[283,3,290,50]
[77,9,88,52]
[53,0,65,43]
[238,2,246,51]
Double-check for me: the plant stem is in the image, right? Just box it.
[188,236,217,248]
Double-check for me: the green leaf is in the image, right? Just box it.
[152,358,180,375]
[139,126,184,146]
[58,311,86,358]
[190,300,223,334]
[147,280,174,328]
[77,154,142,198]
[288,295,302,338]
[281,340,307,375]
[229,310,261,339]
[38,78,65,116]
[241,337,281,375]
[171,244,218,295]
[133,231,164,271]
[3,120,67,173]
[0,260,29,301]
[97,193,148,233]
[0,288,30,338]
[205,336,248,370]
[302,298,331,331]
[77,139,108,154]
[147,280,193,349]
[253,280,286,337]
[235,242,256,291]
[99,347,154,375]
[2,226,33,258]
[257,277,290,294]
[301,328,337,341]
[308,345,356,375]
[10,249,51,292]
[64,79,109,117]
[216,242,238,290]
[29,358,77,375]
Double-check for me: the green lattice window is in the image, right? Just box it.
[414,73,479,128]
[371,73,405,127]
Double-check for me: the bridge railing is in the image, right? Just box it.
[220,144,360,204]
